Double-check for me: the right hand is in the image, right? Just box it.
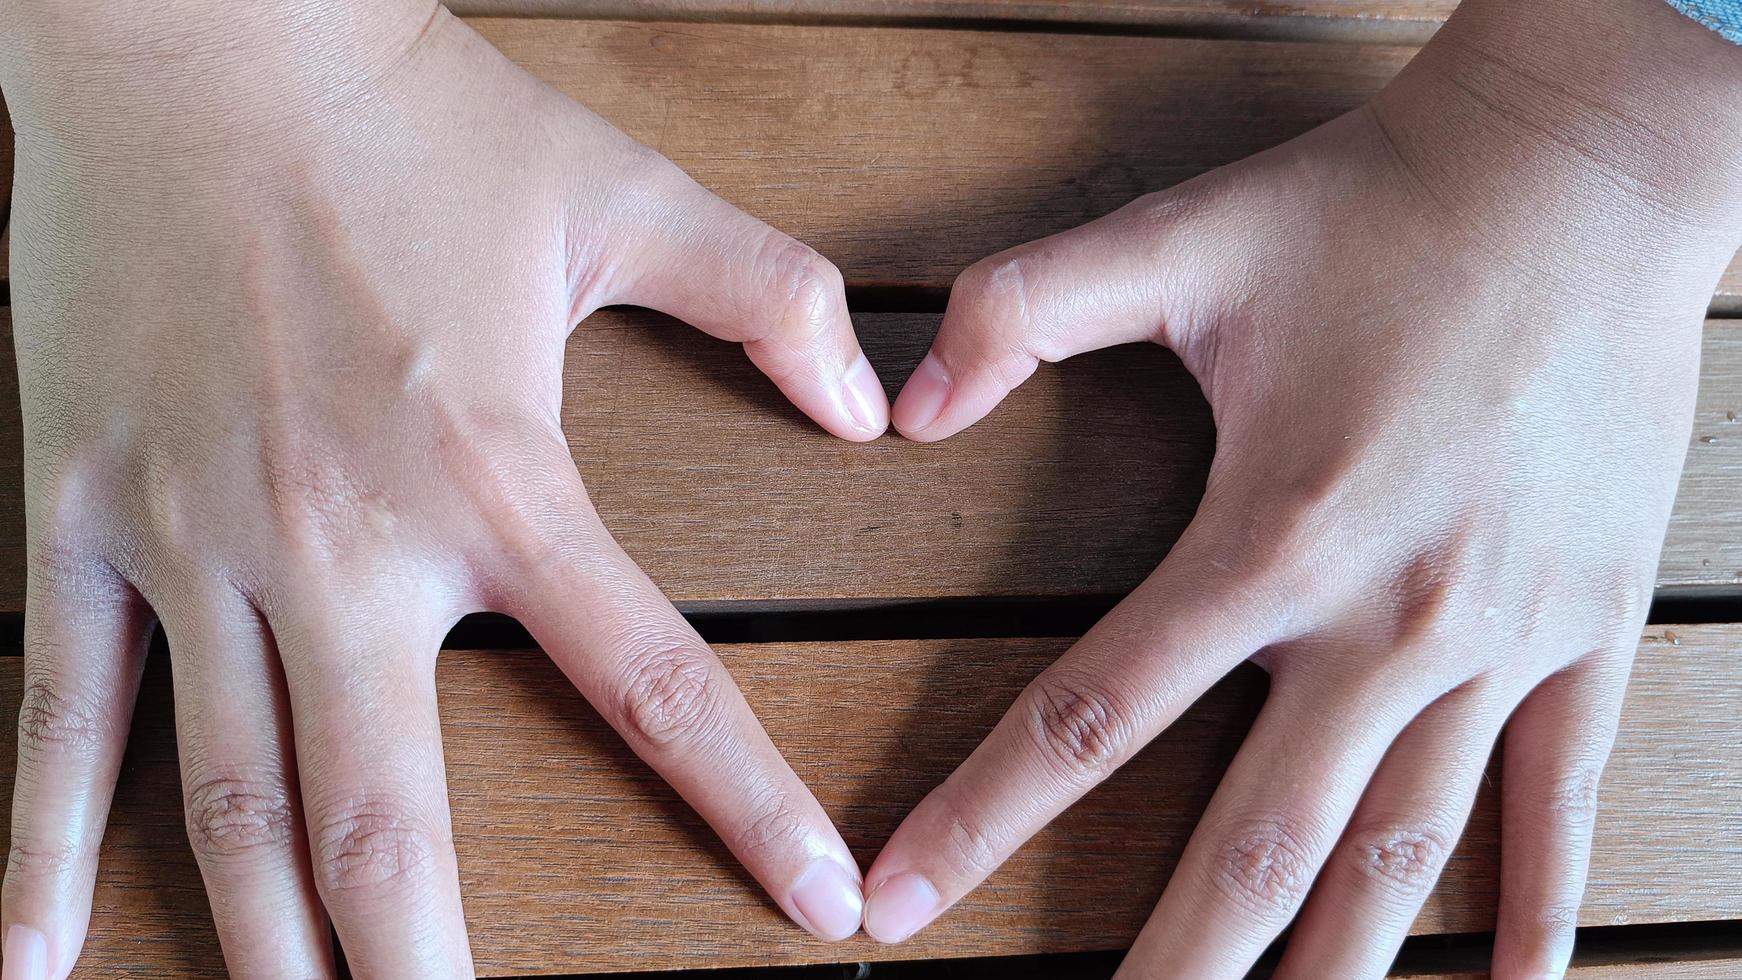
[0,4,885,977]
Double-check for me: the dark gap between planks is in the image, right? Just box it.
[445,6,1443,46]
[328,917,1742,978]
[0,591,1739,655]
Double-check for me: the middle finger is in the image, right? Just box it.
[275,606,473,979]
[1272,680,1508,980]
[161,585,332,978]
[1117,663,1427,979]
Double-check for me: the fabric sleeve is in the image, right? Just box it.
[1666,0,1742,43]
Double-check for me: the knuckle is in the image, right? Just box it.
[1346,822,1453,903]
[310,795,439,897]
[762,235,844,329]
[183,775,297,862]
[1206,816,1319,921]
[956,254,1030,322]
[952,254,1043,370]
[1541,765,1604,823]
[1388,549,1463,651]
[6,837,82,880]
[16,671,108,759]
[620,645,726,749]
[932,793,1001,877]
[1539,903,1581,934]
[1025,671,1131,780]
[732,788,809,859]
[1507,903,1580,964]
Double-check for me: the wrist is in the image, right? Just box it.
[1416,0,1742,196]
[1365,0,1742,299]
[0,0,440,142]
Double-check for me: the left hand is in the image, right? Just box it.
[858,0,1742,976]
[0,4,881,976]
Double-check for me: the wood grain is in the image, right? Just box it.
[447,0,1459,42]
[2,21,1737,310]
[1414,962,1742,980]
[0,626,1736,975]
[1564,964,1742,979]
[1,308,1739,611]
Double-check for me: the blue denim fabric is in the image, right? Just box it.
[1667,0,1742,43]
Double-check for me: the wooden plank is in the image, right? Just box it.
[1415,961,1742,980]
[0,625,1737,975]
[1561,963,1742,979]
[446,0,1458,43]
[0,309,1739,611]
[2,22,1737,309]
[1707,273,1739,315]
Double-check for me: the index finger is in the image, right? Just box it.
[859,533,1286,943]
[501,493,865,942]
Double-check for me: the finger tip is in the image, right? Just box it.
[891,419,946,443]
[890,354,954,439]
[841,421,889,442]
[861,871,942,945]
[789,858,866,943]
[842,353,891,439]
[3,922,50,980]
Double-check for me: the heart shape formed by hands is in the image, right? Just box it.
[3,1,1741,979]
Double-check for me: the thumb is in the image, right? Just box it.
[893,196,1211,442]
[601,167,888,442]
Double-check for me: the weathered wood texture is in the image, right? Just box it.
[1,309,1739,610]
[0,626,1736,975]
[474,19,1742,313]
[448,0,1459,42]
[3,22,1739,310]
[1411,962,1742,980]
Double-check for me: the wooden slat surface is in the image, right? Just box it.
[1566,964,1742,979]
[1,309,1739,610]
[478,19,1742,312]
[0,625,1735,975]
[1411,961,1742,980]
[3,21,1739,310]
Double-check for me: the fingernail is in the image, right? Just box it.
[3,924,48,980]
[892,354,950,436]
[842,353,889,436]
[863,872,941,943]
[790,858,864,941]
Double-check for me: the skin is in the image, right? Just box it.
[0,1,885,977]
[865,0,1742,976]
